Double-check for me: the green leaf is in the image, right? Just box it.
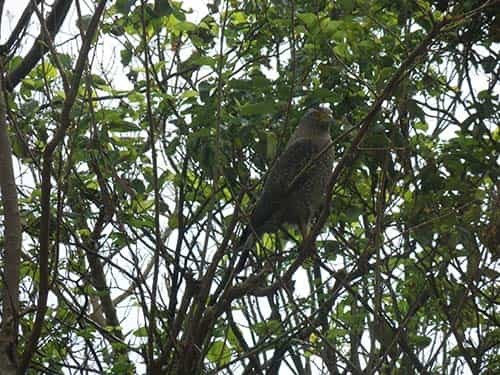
[207,341,231,365]
[231,11,247,25]
[130,179,146,194]
[133,327,148,337]
[168,15,196,32]
[326,20,343,35]
[128,91,143,103]
[481,56,497,73]
[189,54,216,68]
[226,327,243,352]
[155,0,173,16]
[132,199,154,213]
[77,327,95,340]
[199,81,212,103]
[55,53,72,69]
[116,0,135,15]
[252,319,282,337]
[91,74,108,87]
[333,44,350,60]
[240,101,276,116]
[414,121,429,131]
[297,13,318,28]
[339,0,355,13]
[181,90,199,99]
[409,334,432,349]
[120,48,133,66]
[176,21,197,32]
[109,120,139,132]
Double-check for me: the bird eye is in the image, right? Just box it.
[317,110,331,122]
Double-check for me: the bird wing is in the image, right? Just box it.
[248,138,323,233]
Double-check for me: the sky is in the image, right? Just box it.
[1,0,208,39]
[1,0,210,91]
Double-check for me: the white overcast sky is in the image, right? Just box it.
[1,0,209,44]
[1,0,210,92]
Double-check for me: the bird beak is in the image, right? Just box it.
[316,109,332,122]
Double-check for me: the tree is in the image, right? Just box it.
[0,0,498,374]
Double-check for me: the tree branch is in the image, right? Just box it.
[5,0,73,91]
[0,57,21,375]
[18,1,108,372]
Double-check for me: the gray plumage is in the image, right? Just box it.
[241,107,334,242]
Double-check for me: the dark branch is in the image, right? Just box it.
[5,0,73,91]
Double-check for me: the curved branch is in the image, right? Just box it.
[5,0,73,91]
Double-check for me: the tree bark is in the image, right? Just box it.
[0,59,21,375]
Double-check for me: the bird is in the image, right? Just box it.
[240,107,335,250]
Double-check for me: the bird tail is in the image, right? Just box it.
[210,229,256,304]
[234,227,255,274]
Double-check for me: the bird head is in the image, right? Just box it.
[299,107,333,133]
[288,107,333,145]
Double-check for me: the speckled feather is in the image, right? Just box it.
[241,108,334,241]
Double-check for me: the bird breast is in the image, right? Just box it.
[282,138,334,226]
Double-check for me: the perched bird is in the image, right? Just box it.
[241,107,335,245]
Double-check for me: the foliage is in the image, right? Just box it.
[0,0,499,373]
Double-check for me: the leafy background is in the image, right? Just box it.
[0,0,498,374]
